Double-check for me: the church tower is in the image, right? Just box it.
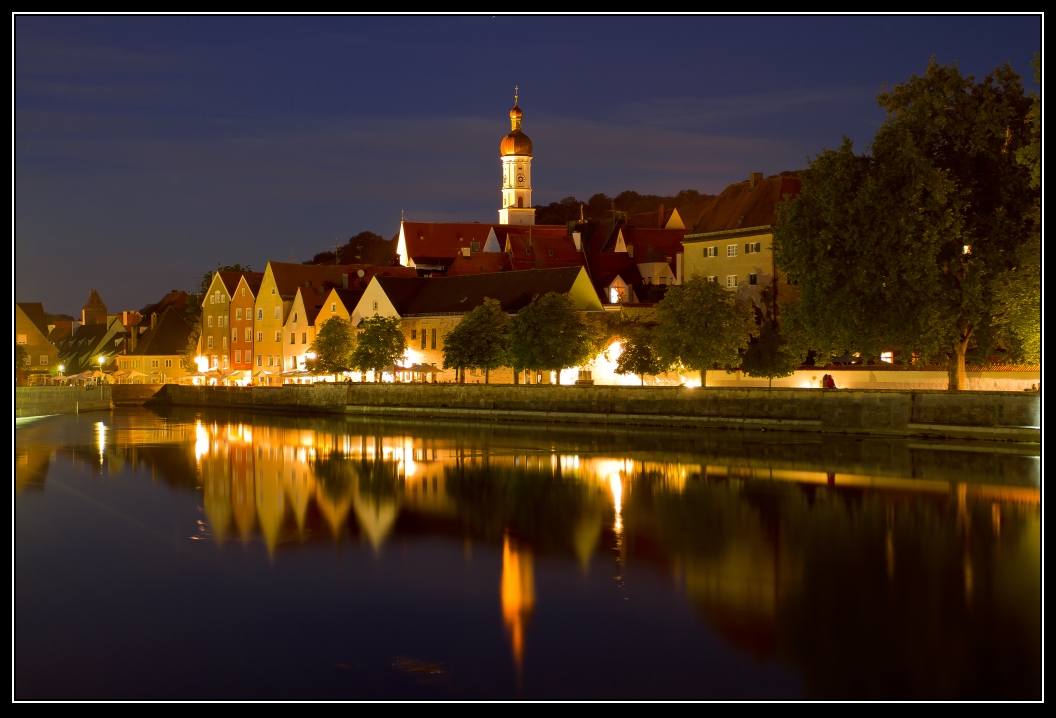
[498,87,535,225]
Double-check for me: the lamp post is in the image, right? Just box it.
[97,355,106,384]
[58,364,65,383]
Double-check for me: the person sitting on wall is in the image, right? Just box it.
[822,374,837,389]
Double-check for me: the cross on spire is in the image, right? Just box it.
[514,85,519,106]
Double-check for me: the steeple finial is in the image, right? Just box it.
[514,85,519,107]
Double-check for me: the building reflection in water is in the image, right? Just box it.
[16,409,1042,695]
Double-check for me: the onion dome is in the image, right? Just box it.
[501,87,532,156]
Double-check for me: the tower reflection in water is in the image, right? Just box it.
[22,409,1040,694]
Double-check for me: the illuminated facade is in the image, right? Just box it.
[498,88,535,226]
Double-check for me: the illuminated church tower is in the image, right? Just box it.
[498,87,535,225]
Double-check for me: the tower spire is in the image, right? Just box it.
[514,85,519,107]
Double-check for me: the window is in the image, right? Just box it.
[271,288,275,294]
[221,294,226,303]
[210,295,214,304]
[727,275,737,288]
[160,374,166,383]
[727,245,737,257]
[274,307,280,320]
[152,359,159,368]
[290,333,296,344]
[257,331,263,342]
[421,330,426,350]
[257,309,263,320]
[411,329,417,340]
[431,328,437,350]
[745,242,762,254]
[39,355,48,365]
[232,328,238,342]
[707,276,717,283]
[246,328,252,341]
[223,355,228,369]
[331,303,336,313]
[207,336,214,348]
[705,246,717,258]
[372,301,378,311]
[242,288,246,297]
[293,313,298,323]
[517,197,523,208]
[222,337,227,349]
[471,241,480,252]
[301,332,307,344]
[257,355,263,367]
[16,334,26,344]
[165,359,172,368]
[207,316,213,328]
[749,273,758,286]
[236,308,242,320]
[268,355,274,366]
[275,331,281,342]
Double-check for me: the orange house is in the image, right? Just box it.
[230,272,264,378]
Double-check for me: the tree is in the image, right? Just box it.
[992,52,1041,363]
[774,59,1035,390]
[508,293,591,385]
[442,298,510,383]
[653,276,756,386]
[180,315,202,372]
[615,328,667,385]
[350,316,406,382]
[740,323,803,387]
[308,317,357,375]
[15,344,27,385]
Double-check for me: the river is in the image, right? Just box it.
[14,407,1041,699]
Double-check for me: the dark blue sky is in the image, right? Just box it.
[15,15,1040,315]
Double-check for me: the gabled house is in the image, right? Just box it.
[121,307,193,384]
[230,273,265,377]
[681,172,803,309]
[55,316,128,376]
[15,302,58,384]
[201,271,246,371]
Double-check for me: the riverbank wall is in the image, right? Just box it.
[15,386,112,418]
[147,384,1040,442]
[111,384,165,405]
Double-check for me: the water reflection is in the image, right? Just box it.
[15,408,1041,699]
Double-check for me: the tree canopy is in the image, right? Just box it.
[442,298,510,383]
[615,328,668,385]
[740,323,802,387]
[308,316,357,375]
[774,58,1036,389]
[304,231,395,266]
[508,293,591,385]
[350,315,406,381]
[653,276,757,386]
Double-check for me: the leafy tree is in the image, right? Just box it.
[740,323,803,387]
[350,315,406,382]
[508,293,591,385]
[992,52,1041,363]
[304,231,395,266]
[653,276,757,386]
[615,328,667,385]
[774,59,1035,390]
[45,313,75,323]
[442,298,510,384]
[15,344,28,385]
[308,317,357,375]
[180,315,202,372]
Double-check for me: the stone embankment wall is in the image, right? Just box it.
[15,386,112,418]
[148,384,1039,442]
[111,384,166,405]
[704,368,1040,391]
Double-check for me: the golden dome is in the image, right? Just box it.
[500,130,533,157]
[510,105,523,120]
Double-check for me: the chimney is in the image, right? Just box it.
[151,313,157,330]
[341,273,348,289]
[749,172,763,190]
[658,204,665,229]
[572,232,582,252]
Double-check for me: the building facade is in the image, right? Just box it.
[230,273,264,378]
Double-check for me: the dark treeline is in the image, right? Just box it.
[534,189,716,226]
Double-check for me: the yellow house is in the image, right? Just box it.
[16,303,58,384]
[200,271,245,371]
[681,173,803,310]
[282,286,328,373]
[121,307,194,384]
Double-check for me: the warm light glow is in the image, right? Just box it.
[683,378,701,389]
[97,355,105,365]
[195,356,209,372]
[195,421,209,461]
[305,351,317,360]
[58,364,64,372]
[881,352,894,363]
[95,421,107,464]
[610,472,624,533]
[501,536,535,671]
[963,244,971,255]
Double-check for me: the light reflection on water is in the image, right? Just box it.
[15,407,1041,699]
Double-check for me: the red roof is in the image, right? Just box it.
[618,228,685,264]
[446,252,513,275]
[237,272,266,297]
[401,222,503,264]
[691,175,802,234]
[267,262,414,298]
[505,229,584,271]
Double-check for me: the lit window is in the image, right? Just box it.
[207,336,214,348]
[963,245,971,255]
[223,355,228,369]
[727,275,737,288]
[39,355,48,365]
[727,245,737,257]
[235,350,242,363]
[881,352,894,363]
[706,246,717,258]
[207,316,213,328]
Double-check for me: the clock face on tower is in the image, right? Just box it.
[517,174,525,184]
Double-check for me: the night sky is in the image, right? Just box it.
[15,15,1040,315]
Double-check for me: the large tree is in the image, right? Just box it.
[508,293,591,385]
[308,317,357,375]
[350,316,406,382]
[774,59,1036,389]
[740,324,802,388]
[653,276,756,386]
[615,328,667,385]
[442,298,510,384]
[992,52,1041,364]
